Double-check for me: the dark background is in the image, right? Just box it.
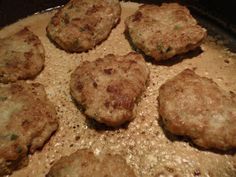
[0,0,69,27]
[0,0,235,32]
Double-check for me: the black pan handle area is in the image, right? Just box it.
[0,0,69,28]
[198,0,236,24]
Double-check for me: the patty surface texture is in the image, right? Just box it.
[158,69,236,150]
[70,52,149,127]
[46,149,136,177]
[125,3,207,61]
[0,27,45,83]
[47,0,121,52]
[0,82,58,176]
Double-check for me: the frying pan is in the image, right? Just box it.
[0,0,236,177]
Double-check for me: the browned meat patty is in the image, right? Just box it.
[0,27,45,83]
[46,0,121,52]
[70,52,149,127]
[158,69,236,150]
[125,3,207,61]
[0,82,58,176]
[46,149,136,177]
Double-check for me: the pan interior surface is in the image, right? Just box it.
[0,1,236,177]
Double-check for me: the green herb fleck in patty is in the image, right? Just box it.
[0,96,7,101]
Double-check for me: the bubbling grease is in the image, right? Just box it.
[0,2,236,177]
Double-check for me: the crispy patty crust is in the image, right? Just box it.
[47,0,121,52]
[125,3,207,61]
[0,82,58,176]
[46,149,136,177]
[0,27,45,83]
[158,69,236,150]
[70,52,149,127]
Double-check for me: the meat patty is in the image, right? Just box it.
[0,27,45,83]
[70,52,149,127]
[0,82,58,176]
[158,69,236,150]
[125,3,207,61]
[46,0,121,52]
[46,149,136,177]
